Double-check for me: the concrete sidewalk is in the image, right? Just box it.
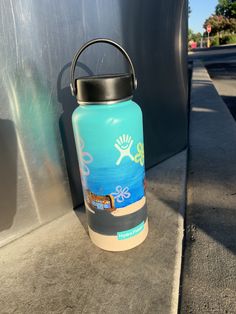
[0,150,186,314]
[180,61,236,313]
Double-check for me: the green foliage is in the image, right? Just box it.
[216,0,236,18]
[219,33,236,44]
[229,16,236,30]
[210,33,236,46]
[203,14,236,35]
[188,4,191,17]
[200,1,236,47]
[188,29,202,44]
[211,36,220,46]
[203,1,236,38]
[228,34,236,43]
[188,29,193,41]
[203,15,230,35]
[192,32,202,43]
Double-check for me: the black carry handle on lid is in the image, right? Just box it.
[70,38,137,97]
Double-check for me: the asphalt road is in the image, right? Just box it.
[189,45,236,64]
[180,47,236,313]
[207,62,236,120]
[189,45,236,121]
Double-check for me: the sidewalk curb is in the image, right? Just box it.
[180,59,236,313]
[170,150,187,314]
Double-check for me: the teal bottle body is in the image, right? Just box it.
[72,100,148,251]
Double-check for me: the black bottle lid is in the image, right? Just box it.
[75,73,134,104]
[70,39,137,104]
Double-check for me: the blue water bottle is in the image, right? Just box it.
[70,39,148,251]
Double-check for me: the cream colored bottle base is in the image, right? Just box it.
[88,219,148,251]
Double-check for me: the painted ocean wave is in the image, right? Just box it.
[85,164,145,208]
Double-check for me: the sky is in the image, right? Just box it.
[189,0,218,34]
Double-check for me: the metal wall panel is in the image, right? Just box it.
[0,0,188,245]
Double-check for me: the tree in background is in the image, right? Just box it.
[188,29,202,43]
[188,29,202,48]
[188,2,202,46]
[215,0,236,18]
[188,5,191,17]
[203,0,236,44]
[188,29,193,41]
[203,15,232,35]
[202,0,236,46]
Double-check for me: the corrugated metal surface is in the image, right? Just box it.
[0,0,188,245]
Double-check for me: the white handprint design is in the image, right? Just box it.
[114,134,134,165]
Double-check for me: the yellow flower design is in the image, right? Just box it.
[134,143,144,166]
